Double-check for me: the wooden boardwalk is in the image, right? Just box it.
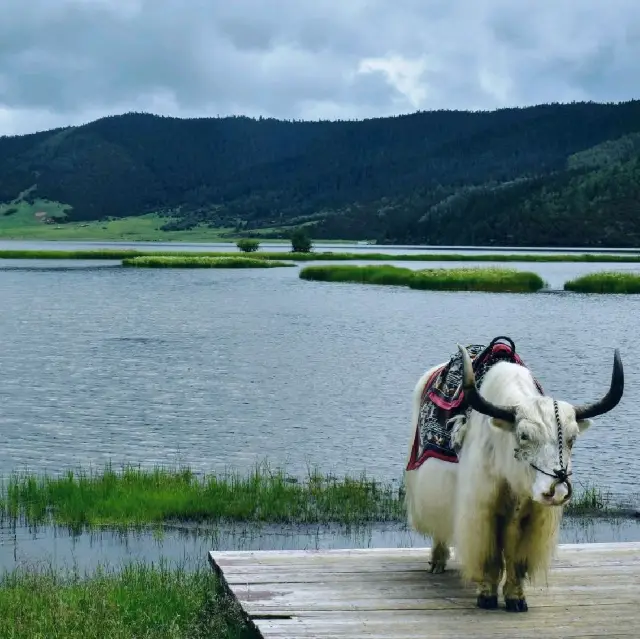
[209,542,640,638]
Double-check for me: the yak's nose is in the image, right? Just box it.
[543,480,571,505]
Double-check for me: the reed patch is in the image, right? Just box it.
[121,256,295,268]
[300,264,545,292]
[563,271,640,293]
[0,464,404,529]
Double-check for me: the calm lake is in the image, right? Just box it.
[1,241,639,505]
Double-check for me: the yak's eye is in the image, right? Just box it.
[567,436,576,449]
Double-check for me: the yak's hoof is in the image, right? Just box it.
[505,598,528,613]
[476,594,498,610]
[429,561,446,574]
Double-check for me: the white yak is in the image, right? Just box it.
[404,343,624,612]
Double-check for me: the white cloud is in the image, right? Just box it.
[357,55,431,110]
[1,0,639,135]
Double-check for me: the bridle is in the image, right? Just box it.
[528,400,573,499]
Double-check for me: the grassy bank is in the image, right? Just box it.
[121,256,295,268]
[564,271,640,293]
[0,464,624,530]
[3,248,640,262]
[300,264,545,292]
[0,204,239,242]
[0,562,255,639]
[0,465,404,529]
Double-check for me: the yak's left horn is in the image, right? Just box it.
[457,343,517,423]
[573,348,624,421]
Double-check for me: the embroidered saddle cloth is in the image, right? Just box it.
[407,336,544,469]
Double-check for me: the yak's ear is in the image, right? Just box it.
[490,417,516,432]
[577,418,592,434]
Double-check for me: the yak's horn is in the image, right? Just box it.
[458,343,517,423]
[573,349,624,421]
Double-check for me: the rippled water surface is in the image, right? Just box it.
[1,241,639,502]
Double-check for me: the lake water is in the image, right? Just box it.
[0,240,639,506]
[2,518,639,574]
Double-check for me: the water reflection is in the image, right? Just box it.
[2,517,638,574]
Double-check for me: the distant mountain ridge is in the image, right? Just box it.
[1,100,640,246]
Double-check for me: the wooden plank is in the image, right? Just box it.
[209,542,640,638]
[211,541,640,563]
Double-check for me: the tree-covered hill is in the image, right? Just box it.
[1,100,640,246]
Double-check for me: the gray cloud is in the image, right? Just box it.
[1,0,640,135]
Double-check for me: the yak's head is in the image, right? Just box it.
[457,344,624,507]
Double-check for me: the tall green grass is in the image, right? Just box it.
[563,271,640,293]
[2,248,640,262]
[0,562,254,639]
[300,264,545,292]
[0,464,404,529]
[565,484,610,515]
[0,464,623,531]
[121,256,294,268]
[300,264,416,285]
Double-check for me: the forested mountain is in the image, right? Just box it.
[1,100,640,246]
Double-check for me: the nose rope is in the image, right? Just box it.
[529,400,573,487]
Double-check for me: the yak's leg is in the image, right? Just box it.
[476,559,503,609]
[502,509,529,612]
[429,540,450,574]
[476,514,505,610]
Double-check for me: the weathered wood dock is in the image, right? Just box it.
[209,542,640,638]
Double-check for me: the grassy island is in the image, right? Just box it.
[299,264,545,292]
[563,271,640,293]
[121,256,295,268]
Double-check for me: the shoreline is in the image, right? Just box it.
[1,235,640,253]
[2,464,636,530]
[4,247,640,263]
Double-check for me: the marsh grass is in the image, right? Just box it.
[300,264,545,292]
[0,561,255,639]
[2,248,640,262]
[0,464,404,529]
[412,267,545,292]
[300,264,416,285]
[563,271,640,293]
[0,464,625,533]
[121,255,294,268]
[565,484,610,515]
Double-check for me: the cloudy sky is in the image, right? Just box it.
[1,0,639,136]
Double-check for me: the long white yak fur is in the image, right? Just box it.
[456,361,578,585]
[405,359,585,588]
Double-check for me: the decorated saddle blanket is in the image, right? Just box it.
[406,336,544,470]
